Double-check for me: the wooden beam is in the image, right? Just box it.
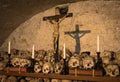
[0,71,120,82]
[43,13,73,21]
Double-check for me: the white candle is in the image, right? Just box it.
[97,35,99,52]
[32,45,35,59]
[63,43,66,59]
[8,41,10,54]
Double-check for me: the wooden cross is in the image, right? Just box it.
[65,24,91,54]
[43,7,73,62]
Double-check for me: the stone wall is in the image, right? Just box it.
[0,1,120,55]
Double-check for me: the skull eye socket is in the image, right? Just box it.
[108,69,111,73]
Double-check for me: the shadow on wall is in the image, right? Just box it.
[65,24,91,54]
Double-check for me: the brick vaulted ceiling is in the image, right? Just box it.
[0,0,82,46]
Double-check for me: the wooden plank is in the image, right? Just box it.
[69,69,103,76]
[3,67,33,73]
[0,71,120,82]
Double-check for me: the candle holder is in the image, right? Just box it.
[94,52,103,70]
[29,58,35,72]
[6,53,12,67]
[61,59,69,75]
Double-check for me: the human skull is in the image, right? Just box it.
[46,50,55,57]
[51,79,61,82]
[80,52,90,60]
[44,55,51,63]
[34,61,43,73]
[11,49,19,56]
[43,78,51,82]
[115,51,120,66]
[102,50,113,58]
[0,75,7,82]
[19,58,31,67]
[35,50,46,61]
[105,64,119,77]
[11,57,21,67]
[54,62,63,74]
[0,62,6,70]
[42,62,53,74]
[102,56,110,67]
[20,50,31,59]
[61,80,72,82]
[6,76,17,82]
[83,56,94,69]
[29,78,43,82]
[68,56,80,69]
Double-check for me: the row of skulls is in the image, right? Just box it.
[1,49,120,77]
[0,75,81,82]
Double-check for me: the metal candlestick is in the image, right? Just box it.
[94,52,103,70]
[29,58,35,72]
[6,53,11,67]
[61,59,69,75]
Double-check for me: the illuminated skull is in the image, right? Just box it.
[68,56,80,69]
[102,56,110,67]
[42,62,53,74]
[80,52,90,59]
[19,58,31,67]
[11,57,21,67]
[54,62,63,74]
[83,56,94,69]
[51,79,61,82]
[43,78,51,82]
[105,64,119,77]
[101,50,113,58]
[34,61,43,73]
[61,80,72,82]
[44,55,51,63]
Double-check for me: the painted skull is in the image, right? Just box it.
[34,61,43,73]
[105,64,119,77]
[54,62,63,74]
[51,79,61,82]
[68,56,80,69]
[83,56,94,69]
[42,62,53,74]
[19,58,31,67]
[11,57,21,67]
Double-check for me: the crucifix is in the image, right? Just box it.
[65,24,91,54]
[43,6,73,62]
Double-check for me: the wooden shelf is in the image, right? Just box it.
[0,71,120,82]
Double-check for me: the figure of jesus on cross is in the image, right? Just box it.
[43,6,73,62]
